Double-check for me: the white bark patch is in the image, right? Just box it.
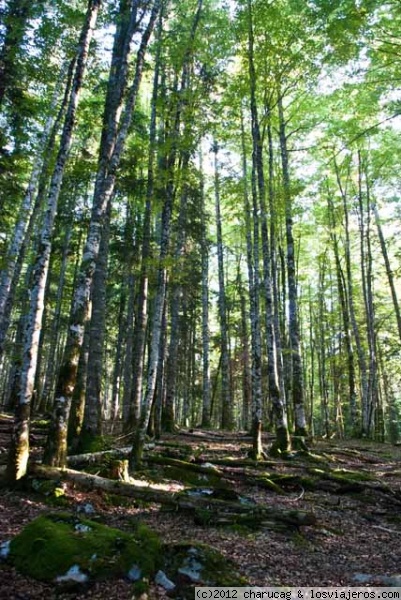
[69,324,84,336]
[295,404,307,429]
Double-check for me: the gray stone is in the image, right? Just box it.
[74,524,92,533]
[0,541,10,559]
[352,573,373,584]
[155,570,176,591]
[127,565,142,582]
[379,575,401,587]
[55,565,89,584]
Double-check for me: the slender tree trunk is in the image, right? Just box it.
[6,0,101,482]
[247,2,289,452]
[129,0,203,470]
[267,119,287,424]
[110,288,127,422]
[38,220,74,412]
[163,152,190,432]
[81,199,112,440]
[155,293,168,436]
[128,7,164,431]
[360,158,378,437]
[117,196,137,425]
[200,152,211,428]
[240,108,263,453]
[239,276,252,431]
[44,0,160,467]
[277,93,307,438]
[261,114,289,451]
[372,202,401,342]
[327,190,357,432]
[317,256,330,437]
[356,153,377,437]
[334,157,366,436]
[213,142,233,431]
[0,59,73,359]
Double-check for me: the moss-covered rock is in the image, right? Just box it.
[162,541,247,598]
[8,513,161,585]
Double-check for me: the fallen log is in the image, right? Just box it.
[28,463,317,529]
[67,447,131,468]
[145,455,223,476]
[194,506,315,530]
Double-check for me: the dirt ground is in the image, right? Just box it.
[0,413,400,599]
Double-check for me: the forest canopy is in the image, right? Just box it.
[1,0,401,482]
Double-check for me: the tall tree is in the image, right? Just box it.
[7,0,101,482]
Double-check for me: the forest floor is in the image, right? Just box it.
[0,412,401,599]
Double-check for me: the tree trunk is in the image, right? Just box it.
[334,156,367,436]
[240,107,263,455]
[277,93,307,438]
[38,220,74,412]
[163,152,190,432]
[129,0,204,470]
[0,59,72,359]
[200,152,211,428]
[213,142,233,431]
[6,0,101,483]
[44,0,160,467]
[372,202,401,342]
[128,7,164,431]
[81,198,112,440]
[327,190,357,433]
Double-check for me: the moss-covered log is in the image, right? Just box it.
[67,447,131,468]
[145,455,223,476]
[194,506,315,531]
[28,464,317,528]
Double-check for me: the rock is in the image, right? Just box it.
[0,541,10,559]
[76,502,95,515]
[162,541,247,599]
[379,575,401,587]
[178,548,204,582]
[155,570,176,591]
[127,565,142,582]
[8,513,161,584]
[185,488,214,497]
[55,564,89,584]
[74,524,92,533]
[352,574,373,584]
[352,573,401,587]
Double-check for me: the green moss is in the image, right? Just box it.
[331,468,374,481]
[31,418,50,430]
[132,579,149,596]
[9,513,161,583]
[102,492,135,508]
[162,465,225,488]
[76,431,114,454]
[31,479,69,507]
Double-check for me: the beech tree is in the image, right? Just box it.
[2,0,401,480]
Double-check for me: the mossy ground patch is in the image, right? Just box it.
[9,513,161,583]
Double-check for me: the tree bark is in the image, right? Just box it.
[200,152,211,428]
[81,198,112,439]
[129,0,204,470]
[6,0,101,483]
[213,143,233,431]
[277,93,307,437]
[45,0,160,467]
